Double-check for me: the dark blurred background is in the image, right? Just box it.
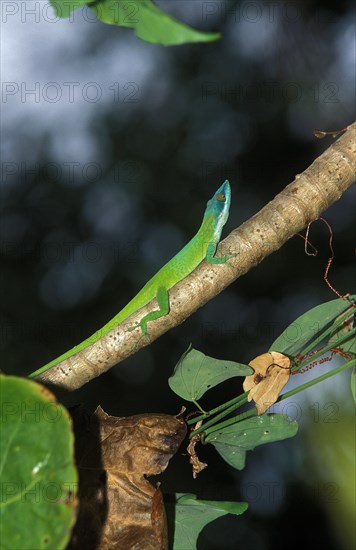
[1,0,355,548]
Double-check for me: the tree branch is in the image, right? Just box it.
[35,122,356,390]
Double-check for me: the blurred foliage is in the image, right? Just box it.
[50,0,221,44]
[305,401,355,550]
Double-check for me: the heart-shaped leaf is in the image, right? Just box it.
[166,493,247,550]
[168,347,252,402]
[205,414,298,470]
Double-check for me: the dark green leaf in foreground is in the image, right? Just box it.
[205,414,298,470]
[0,375,77,550]
[270,296,355,356]
[168,347,252,402]
[50,0,221,45]
[166,493,247,550]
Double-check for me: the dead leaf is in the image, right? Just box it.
[69,406,186,550]
[243,352,290,415]
[187,421,208,478]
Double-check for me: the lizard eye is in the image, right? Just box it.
[216,193,226,202]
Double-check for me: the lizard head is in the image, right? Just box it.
[204,180,231,241]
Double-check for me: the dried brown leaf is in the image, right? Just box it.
[243,352,290,415]
[187,421,208,478]
[69,406,186,550]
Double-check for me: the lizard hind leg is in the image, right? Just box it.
[130,286,170,352]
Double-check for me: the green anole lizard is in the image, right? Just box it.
[30,180,231,378]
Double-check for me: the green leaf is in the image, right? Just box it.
[205,414,298,470]
[168,347,252,402]
[0,375,78,550]
[50,0,221,45]
[270,296,356,356]
[166,493,247,550]
[328,310,356,356]
[351,367,356,404]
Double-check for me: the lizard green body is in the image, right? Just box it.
[30,180,231,377]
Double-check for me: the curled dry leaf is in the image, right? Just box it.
[187,421,208,478]
[243,352,290,415]
[69,406,186,550]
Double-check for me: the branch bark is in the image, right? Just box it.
[35,122,356,391]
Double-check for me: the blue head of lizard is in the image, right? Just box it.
[204,180,231,241]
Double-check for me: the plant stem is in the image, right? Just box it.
[190,394,248,437]
[186,392,248,425]
[295,327,356,371]
[278,357,355,400]
[296,306,355,360]
[203,407,257,440]
[201,358,355,440]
